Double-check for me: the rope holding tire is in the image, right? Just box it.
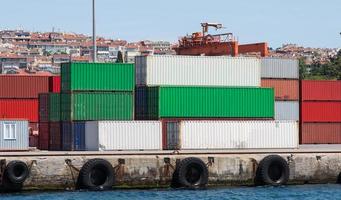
[77,158,115,191]
[171,157,208,189]
[255,155,290,186]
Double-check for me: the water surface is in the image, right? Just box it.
[1,184,341,200]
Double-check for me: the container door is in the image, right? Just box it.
[166,122,180,150]
[74,122,85,151]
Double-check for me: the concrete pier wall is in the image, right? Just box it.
[1,152,341,190]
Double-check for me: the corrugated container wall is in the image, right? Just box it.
[261,58,299,79]
[0,120,29,150]
[38,122,49,150]
[85,121,162,151]
[301,102,341,122]
[301,123,341,144]
[135,55,261,87]
[261,79,299,100]
[49,76,61,93]
[49,122,61,151]
[39,93,60,122]
[38,94,49,122]
[0,99,38,122]
[61,62,135,92]
[0,76,50,98]
[275,101,299,120]
[301,80,341,101]
[135,87,274,119]
[61,92,134,121]
[175,121,298,149]
[62,121,86,151]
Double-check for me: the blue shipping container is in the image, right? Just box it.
[62,121,85,151]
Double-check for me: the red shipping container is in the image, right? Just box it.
[301,123,341,144]
[261,79,299,100]
[49,122,62,151]
[39,122,49,150]
[0,99,39,122]
[301,102,341,122]
[49,76,61,93]
[29,122,39,147]
[29,135,39,148]
[301,80,341,101]
[0,75,50,98]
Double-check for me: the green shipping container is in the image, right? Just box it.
[135,86,274,119]
[61,92,133,121]
[49,93,61,121]
[61,62,135,92]
[39,93,60,122]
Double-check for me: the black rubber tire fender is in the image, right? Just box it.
[78,158,115,191]
[5,160,29,184]
[173,157,208,188]
[256,155,290,186]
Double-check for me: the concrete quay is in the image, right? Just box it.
[1,145,341,191]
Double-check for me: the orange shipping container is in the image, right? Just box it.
[261,79,299,100]
[301,123,341,144]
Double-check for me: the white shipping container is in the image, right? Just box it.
[275,101,299,120]
[136,55,261,87]
[261,58,299,79]
[177,121,298,149]
[85,121,162,151]
[0,120,29,151]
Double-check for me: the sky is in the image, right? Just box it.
[0,0,340,48]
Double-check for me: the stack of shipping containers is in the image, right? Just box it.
[260,58,300,121]
[38,93,61,150]
[0,75,59,148]
[300,81,341,144]
[60,62,135,151]
[135,55,299,150]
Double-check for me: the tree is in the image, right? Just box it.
[300,50,341,80]
[299,58,308,79]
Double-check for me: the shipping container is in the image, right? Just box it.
[62,121,86,151]
[61,92,133,121]
[38,94,49,122]
[49,76,61,93]
[85,121,162,151]
[49,122,61,151]
[0,99,38,122]
[135,55,261,87]
[261,58,299,79]
[301,102,341,122]
[0,75,50,98]
[0,120,29,151]
[301,123,341,144]
[39,93,60,122]
[301,80,341,101]
[38,122,49,150]
[61,62,135,92]
[275,101,299,120]
[164,120,298,150]
[261,79,299,100]
[135,86,274,119]
[29,135,38,148]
